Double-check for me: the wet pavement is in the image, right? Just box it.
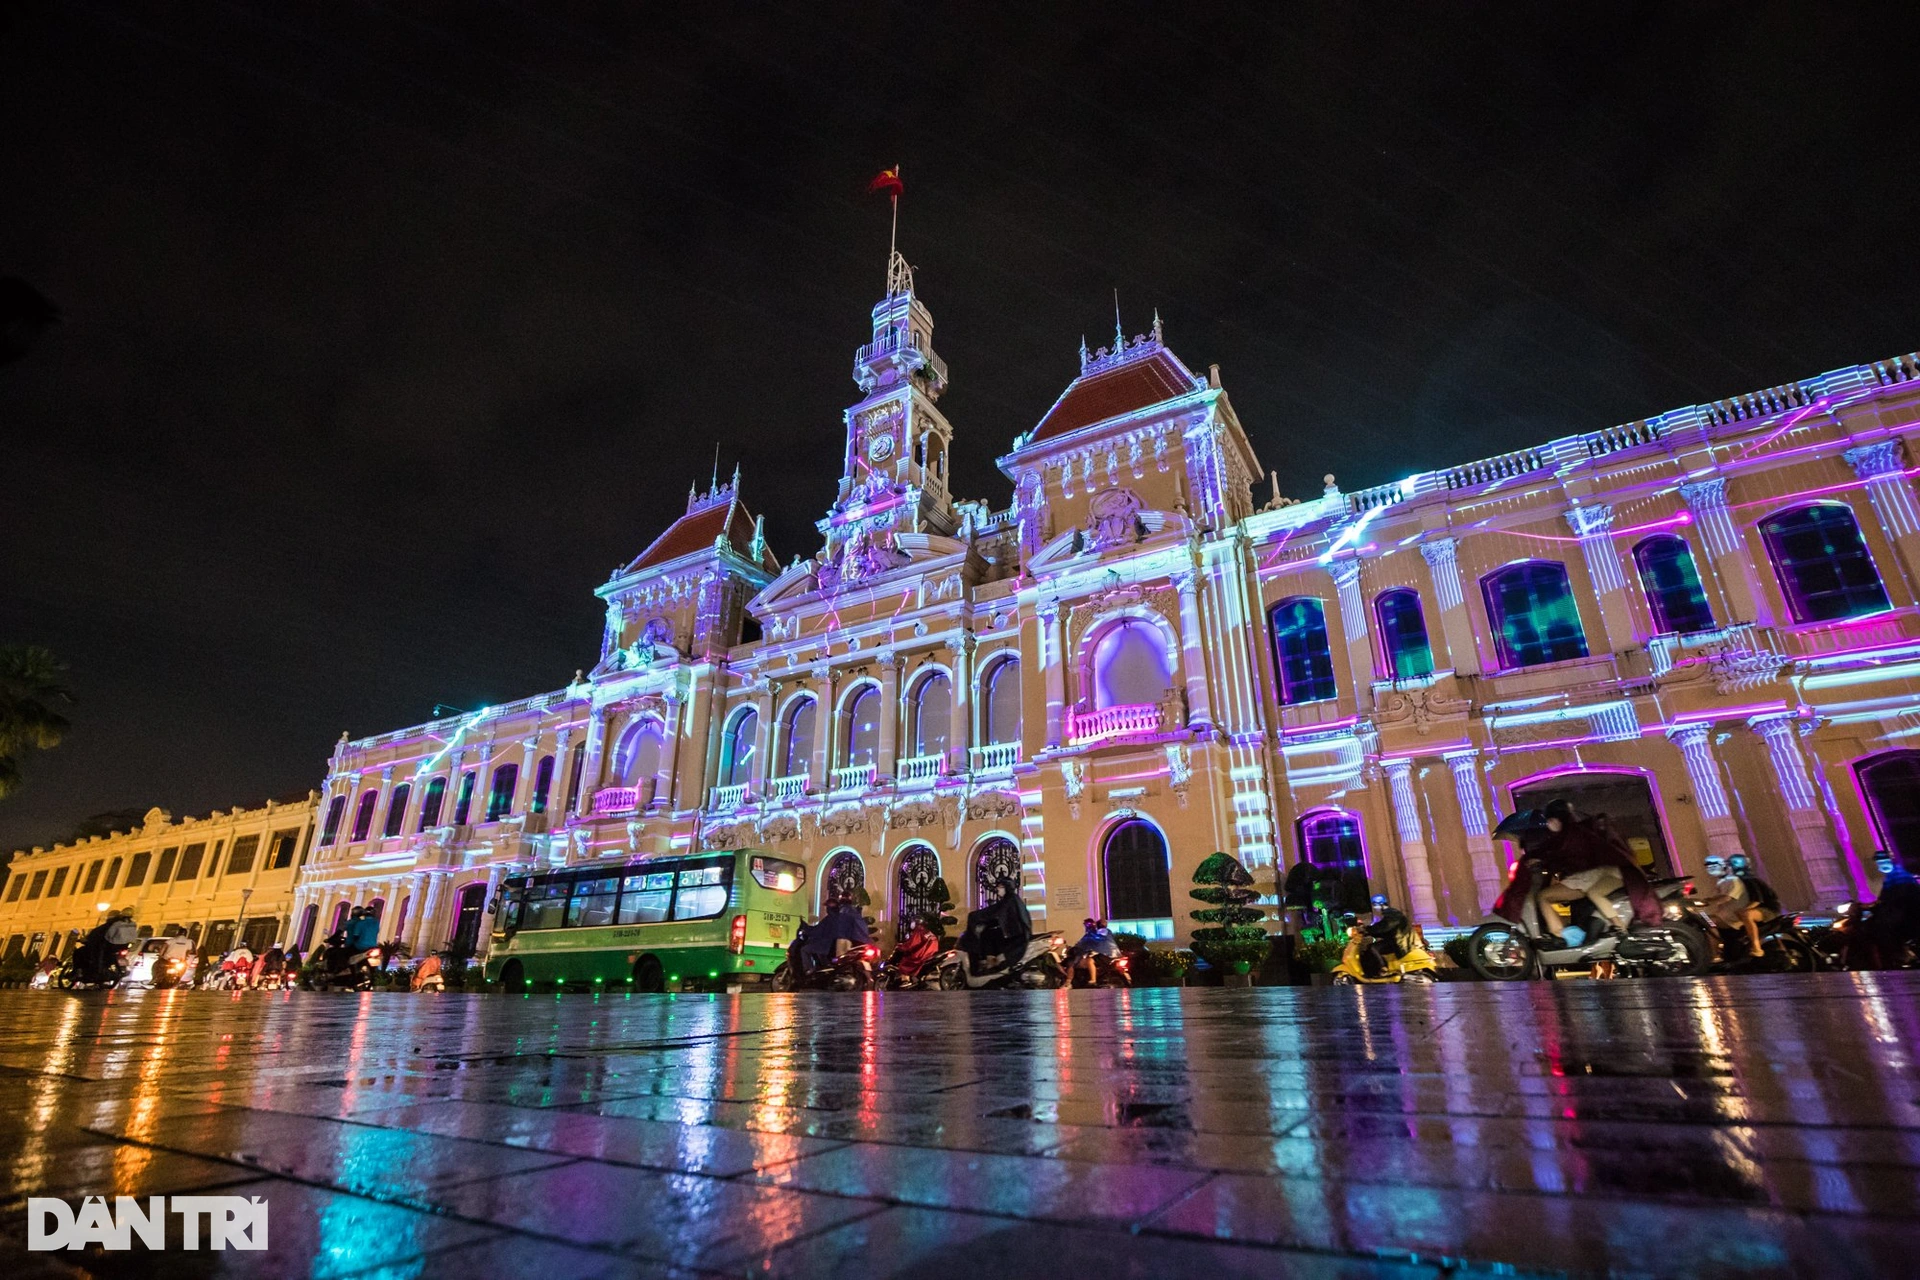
[2,974,1917,1278]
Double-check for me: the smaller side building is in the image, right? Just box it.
[0,794,319,965]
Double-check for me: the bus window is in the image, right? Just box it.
[618,871,674,924]
[750,856,806,893]
[567,876,620,928]
[500,878,528,931]
[523,878,571,931]
[673,861,732,920]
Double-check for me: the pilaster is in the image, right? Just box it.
[1419,538,1480,676]
[1679,478,1771,626]
[1749,714,1850,906]
[1665,723,1746,863]
[1565,501,1638,651]
[1443,749,1504,914]
[1844,441,1920,595]
[1383,758,1440,924]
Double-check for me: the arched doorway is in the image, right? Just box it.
[1510,769,1673,877]
[895,844,942,930]
[821,849,865,910]
[1103,818,1173,939]
[972,836,1022,908]
[448,883,488,958]
[328,901,349,936]
[295,904,319,950]
[1856,750,1920,864]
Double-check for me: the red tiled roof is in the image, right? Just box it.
[1030,347,1201,444]
[626,495,776,573]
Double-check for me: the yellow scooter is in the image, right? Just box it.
[1332,909,1439,984]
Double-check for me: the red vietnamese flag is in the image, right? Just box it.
[868,166,903,198]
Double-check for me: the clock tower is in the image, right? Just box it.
[817,252,957,584]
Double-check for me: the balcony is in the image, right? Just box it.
[1779,607,1920,660]
[1067,703,1162,747]
[969,741,1021,776]
[895,754,944,788]
[769,773,811,803]
[830,762,878,794]
[591,786,640,817]
[708,783,749,812]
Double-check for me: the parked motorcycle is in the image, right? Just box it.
[773,941,880,991]
[933,932,1069,990]
[1332,909,1438,984]
[1819,899,1919,970]
[1465,865,1710,980]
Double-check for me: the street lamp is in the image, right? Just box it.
[237,888,253,946]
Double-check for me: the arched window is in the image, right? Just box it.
[563,742,586,814]
[718,708,759,788]
[382,783,411,838]
[1374,588,1434,681]
[452,771,477,825]
[350,791,378,843]
[895,844,942,929]
[1269,597,1338,704]
[1482,561,1589,669]
[485,763,518,822]
[909,672,951,758]
[1633,535,1715,635]
[530,755,556,814]
[823,849,865,907]
[972,836,1022,908]
[328,901,350,935]
[1091,618,1173,708]
[418,776,447,830]
[295,903,319,950]
[391,896,411,942]
[781,698,817,777]
[618,722,666,789]
[1297,809,1368,874]
[983,657,1022,745]
[843,686,881,767]
[1104,819,1172,924]
[1761,503,1891,624]
[1857,750,1920,864]
[320,795,346,846]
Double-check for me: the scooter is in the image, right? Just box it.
[1332,909,1438,984]
[880,928,944,990]
[1069,950,1133,988]
[56,946,130,991]
[933,932,1069,990]
[773,940,880,991]
[1465,864,1710,981]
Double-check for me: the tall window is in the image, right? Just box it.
[781,698,817,777]
[350,790,378,842]
[1761,503,1891,624]
[320,795,346,846]
[719,708,759,788]
[983,658,1021,745]
[486,763,518,821]
[619,722,666,789]
[152,847,178,883]
[843,686,881,767]
[268,830,298,869]
[175,843,205,881]
[382,784,411,838]
[1103,819,1172,921]
[531,755,555,814]
[1270,597,1338,704]
[1633,534,1715,635]
[1482,561,1589,669]
[563,743,586,815]
[1091,618,1172,708]
[1297,809,1368,874]
[225,835,259,876]
[1857,749,1920,865]
[452,771,477,825]
[895,844,942,929]
[909,672,951,758]
[1374,588,1435,681]
[81,861,102,893]
[104,857,122,889]
[973,836,1022,908]
[418,776,447,829]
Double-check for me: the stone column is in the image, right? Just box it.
[1749,714,1851,905]
[949,631,975,774]
[1443,749,1505,914]
[515,736,541,814]
[550,728,573,816]
[474,866,506,961]
[1665,723,1746,862]
[878,650,902,775]
[1564,501,1638,652]
[658,693,685,809]
[752,680,778,792]
[1844,441,1920,593]
[1039,600,1067,748]
[1679,478,1772,627]
[415,873,446,951]
[577,708,608,817]
[1382,758,1440,924]
[400,873,428,950]
[809,665,834,787]
[1419,538,1481,675]
[1328,560,1377,709]
[1172,570,1216,730]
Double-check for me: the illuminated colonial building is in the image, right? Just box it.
[298,255,1920,967]
[1,796,318,965]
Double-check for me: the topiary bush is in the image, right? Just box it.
[1188,851,1269,974]
[925,878,960,941]
[1294,938,1347,974]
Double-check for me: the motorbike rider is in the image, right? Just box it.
[220,941,257,988]
[1700,855,1766,958]
[343,907,381,958]
[794,896,871,978]
[959,875,1031,975]
[1066,917,1119,985]
[73,912,139,984]
[886,918,941,981]
[1857,849,1920,967]
[1531,800,1658,941]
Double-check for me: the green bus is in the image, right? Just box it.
[483,849,808,991]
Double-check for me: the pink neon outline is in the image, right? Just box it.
[1504,763,1683,878]
[1294,805,1372,877]
[1840,754,1904,898]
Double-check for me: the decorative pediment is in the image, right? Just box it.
[965,789,1023,822]
[816,803,875,838]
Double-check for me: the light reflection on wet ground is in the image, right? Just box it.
[2,974,1917,1278]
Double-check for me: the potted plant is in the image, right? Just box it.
[1188,851,1268,987]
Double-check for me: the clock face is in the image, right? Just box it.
[867,432,895,462]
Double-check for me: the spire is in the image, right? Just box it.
[750,513,767,562]
[1112,289,1124,352]
[1079,334,1090,371]
[1151,308,1163,344]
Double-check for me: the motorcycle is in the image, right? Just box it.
[933,932,1070,990]
[773,940,881,991]
[1332,909,1438,984]
[1069,950,1133,988]
[879,928,944,990]
[1708,910,1825,972]
[1820,899,1919,971]
[303,933,382,991]
[56,945,130,991]
[122,936,197,989]
[1465,864,1710,981]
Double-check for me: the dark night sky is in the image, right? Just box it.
[3,1,1917,853]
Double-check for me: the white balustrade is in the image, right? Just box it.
[591,786,639,816]
[708,783,748,812]
[895,754,944,788]
[830,762,878,793]
[770,773,811,802]
[969,741,1021,774]
[1067,703,1161,746]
